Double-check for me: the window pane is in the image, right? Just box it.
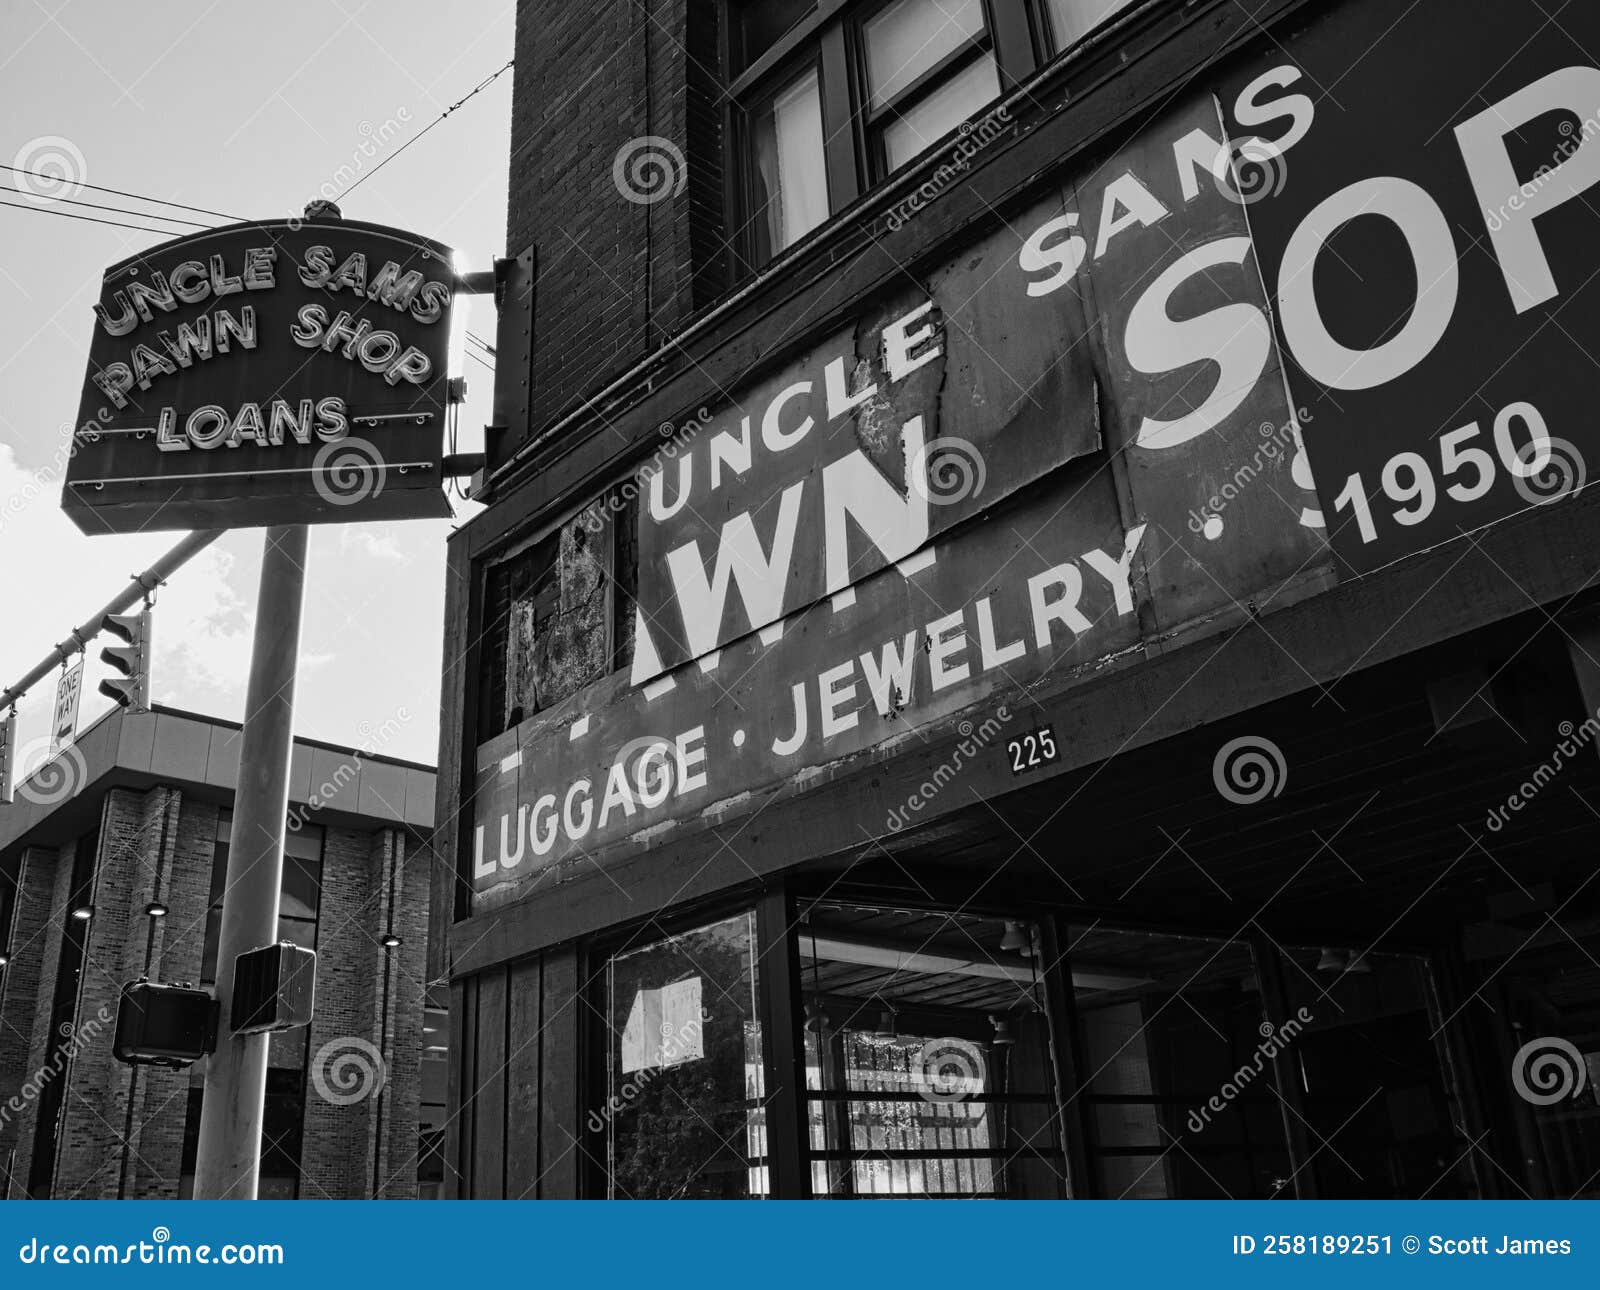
[800,903,1066,1198]
[751,66,828,258]
[1071,926,1291,1199]
[864,0,986,109]
[281,854,322,921]
[881,53,1000,171]
[603,912,765,1198]
[731,0,814,73]
[1272,946,1473,1198]
[1046,0,1136,51]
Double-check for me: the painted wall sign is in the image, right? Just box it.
[629,91,1327,686]
[471,89,1331,908]
[64,217,455,534]
[1221,0,1600,575]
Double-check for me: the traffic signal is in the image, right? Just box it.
[231,942,317,1035]
[113,980,218,1068]
[98,610,151,711]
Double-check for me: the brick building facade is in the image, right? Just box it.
[436,0,1600,1199]
[0,706,438,1200]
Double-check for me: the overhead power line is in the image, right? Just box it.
[0,197,182,236]
[341,57,515,198]
[0,163,242,221]
[0,184,213,229]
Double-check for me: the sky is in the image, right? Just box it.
[0,0,515,769]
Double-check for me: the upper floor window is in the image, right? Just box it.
[729,0,1139,270]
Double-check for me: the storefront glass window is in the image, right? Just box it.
[602,912,767,1198]
[1070,927,1290,1198]
[1271,946,1475,1198]
[799,903,1066,1197]
[1494,937,1600,1199]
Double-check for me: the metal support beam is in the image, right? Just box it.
[0,530,222,712]
[192,525,308,1199]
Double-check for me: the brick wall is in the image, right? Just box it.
[0,845,60,1196]
[0,783,433,1200]
[4,833,79,1195]
[508,0,720,434]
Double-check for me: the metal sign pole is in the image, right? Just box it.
[192,524,308,1199]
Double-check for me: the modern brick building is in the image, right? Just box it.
[0,705,441,1200]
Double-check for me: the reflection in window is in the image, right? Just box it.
[750,66,829,262]
[602,913,766,1198]
[1045,0,1137,53]
[1071,927,1289,1198]
[800,903,1066,1197]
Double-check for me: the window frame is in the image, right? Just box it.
[724,0,1060,273]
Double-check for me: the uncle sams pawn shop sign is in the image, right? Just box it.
[64,216,456,533]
